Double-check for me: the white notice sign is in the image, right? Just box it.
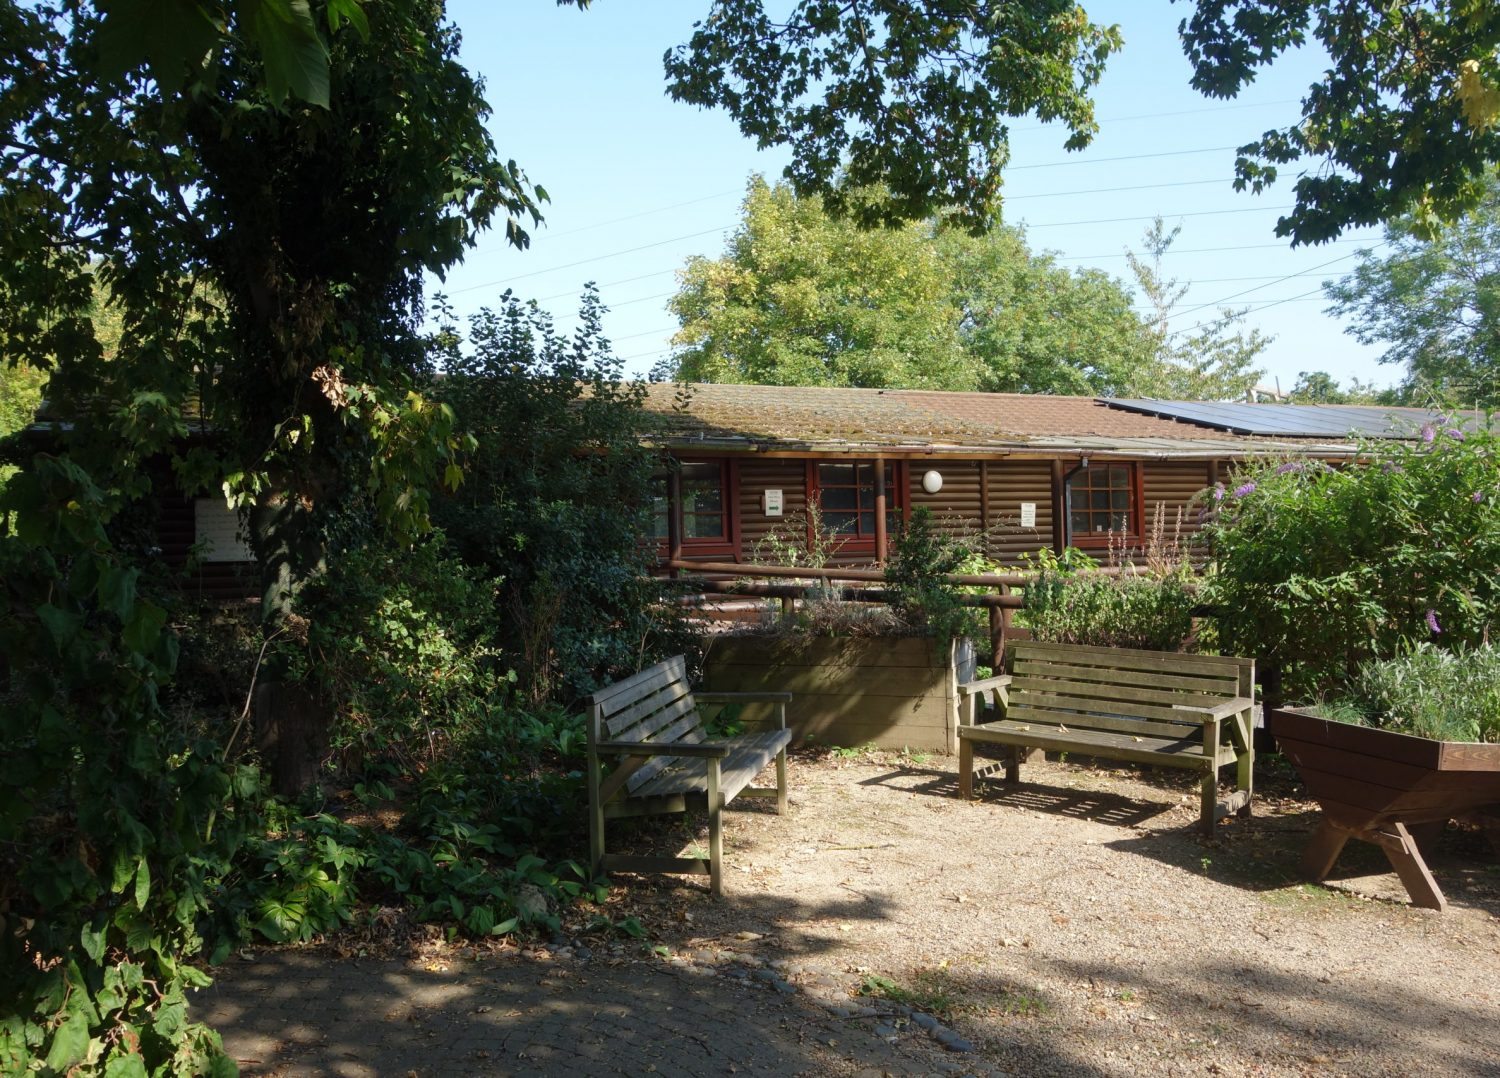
[195,499,252,562]
[1019,502,1037,529]
[763,489,784,517]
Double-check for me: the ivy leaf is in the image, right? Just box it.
[133,859,151,910]
[98,566,140,621]
[43,1009,91,1071]
[325,0,369,39]
[122,602,167,655]
[37,603,83,651]
[80,921,108,963]
[103,1054,149,1078]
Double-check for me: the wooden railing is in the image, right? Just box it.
[659,559,1172,664]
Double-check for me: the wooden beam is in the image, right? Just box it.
[874,458,888,565]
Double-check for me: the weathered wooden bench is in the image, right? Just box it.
[957,641,1255,834]
[586,655,793,895]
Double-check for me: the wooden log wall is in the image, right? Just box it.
[980,460,1055,567]
[156,493,260,602]
[736,458,807,562]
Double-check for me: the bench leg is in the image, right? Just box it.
[1004,745,1023,784]
[775,745,788,816]
[708,759,723,897]
[587,759,606,878]
[1200,771,1217,836]
[1236,745,1254,819]
[958,738,974,799]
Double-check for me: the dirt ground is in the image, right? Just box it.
[603,746,1500,1077]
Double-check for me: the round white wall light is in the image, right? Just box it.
[921,469,943,494]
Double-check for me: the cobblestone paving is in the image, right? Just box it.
[198,949,992,1077]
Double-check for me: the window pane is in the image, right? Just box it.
[1110,512,1130,532]
[824,511,858,534]
[823,487,858,511]
[1091,491,1109,510]
[860,485,876,509]
[1071,511,1089,534]
[1111,490,1130,510]
[859,511,875,535]
[683,487,722,513]
[686,513,723,539]
[680,462,720,483]
[818,463,856,486]
[1110,466,1130,488]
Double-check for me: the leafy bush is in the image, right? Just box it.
[285,532,505,769]
[1322,644,1500,743]
[1202,422,1500,700]
[1019,548,1197,652]
[886,507,985,640]
[431,288,698,702]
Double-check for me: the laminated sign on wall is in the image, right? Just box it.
[194,499,253,562]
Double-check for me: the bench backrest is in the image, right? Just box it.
[1007,641,1253,735]
[587,655,706,794]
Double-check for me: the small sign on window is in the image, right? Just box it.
[1019,502,1037,529]
[763,489,784,517]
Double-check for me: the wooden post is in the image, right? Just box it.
[874,458,888,565]
[1050,459,1067,553]
[707,758,723,896]
[667,467,683,579]
[978,460,990,555]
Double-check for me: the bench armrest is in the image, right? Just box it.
[695,691,794,704]
[593,740,731,759]
[1181,696,1255,721]
[957,674,1013,696]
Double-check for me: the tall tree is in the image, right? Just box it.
[1127,219,1270,400]
[665,178,1155,394]
[1324,173,1500,407]
[1180,1,1500,245]
[1287,370,1386,405]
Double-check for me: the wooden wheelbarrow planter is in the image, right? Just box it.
[1268,708,1500,911]
[586,655,793,896]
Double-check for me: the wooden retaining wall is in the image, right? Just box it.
[702,634,960,752]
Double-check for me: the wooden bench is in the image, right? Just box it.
[586,655,793,895]
[957,641,1255,834]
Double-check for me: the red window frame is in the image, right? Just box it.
[806,460,907,556]
[655,457,739,560]
[1065,462,1143,548]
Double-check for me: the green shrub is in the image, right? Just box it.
[431,288,699,702]
[1018,547,1196,652]
[886,507,985,641]
[1328,644,1500,742]
[287,532,505,768]
[1202,422,1500,699]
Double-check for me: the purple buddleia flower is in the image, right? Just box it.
[1475,491,1485,504]
[1276,461,1304,475]
[1426,609,1442,635]
[1233,481,1257,497]
[1211,483,1225,503]
[1421,424,1436,444]
[1446,428,1465,441]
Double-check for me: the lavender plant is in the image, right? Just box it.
[1202,420,1500,704]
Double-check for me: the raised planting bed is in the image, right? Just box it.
[1268,707,1500,911]
[701,634,972,753]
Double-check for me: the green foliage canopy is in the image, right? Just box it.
[665,178,1156,394]
[1325,173,1500,407]
[1181,1,1500,245]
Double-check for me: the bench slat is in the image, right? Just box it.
[609,688,698,741]
[1011,674,1231,712]
[604,680,695,737]
[1012,660,1239,696]
[1013,641,1247,678]
[1004,701,1211,741]
[590,655,689,710]
[627,723,707,793]
[961,718,1214,770]
[1011,688,1217,727]
[633,729,793,802]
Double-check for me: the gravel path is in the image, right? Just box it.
[202,750,1500,1077]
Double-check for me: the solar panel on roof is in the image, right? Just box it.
[1103,399,1438,439]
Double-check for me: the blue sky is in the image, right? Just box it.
[438,1,1392,395]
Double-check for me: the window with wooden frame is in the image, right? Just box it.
[654,458,737,558]
[808,460,904,551]
[1065,462,1142,546]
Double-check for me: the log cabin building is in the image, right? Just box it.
[640,383,1435,569]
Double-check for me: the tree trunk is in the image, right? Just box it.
[248,491,329,796]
